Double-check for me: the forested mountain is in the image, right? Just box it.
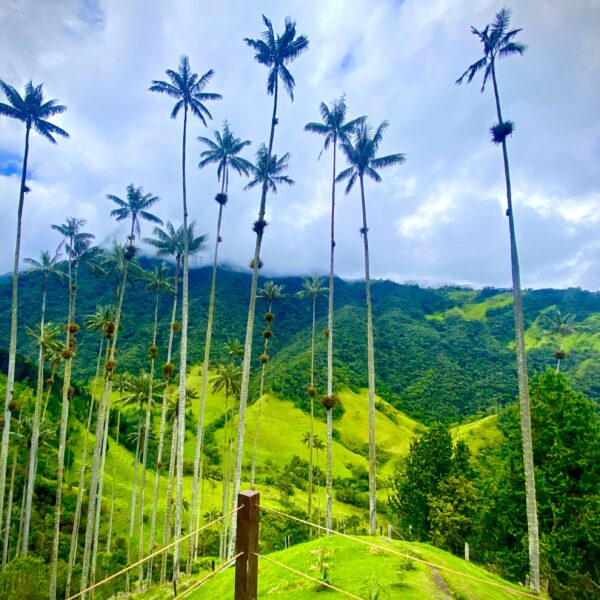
[2,259,598,425]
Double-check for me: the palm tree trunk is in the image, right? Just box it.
[219,394,230,561]
[308,295,316,523]
[126,414,142,594]
[50,247,76,600]
[2,446,18,569]
[21,275,48,554]
[325,135,337,534]
[358,176,378,536]
[80,261,129,597]
[228,77,280,559]
[0,124,31,552]
[65,385,98,599]
[173,103,189,583]
[90,404,110,592]
[105,409,119,554]
[161,419,178,584]
[148,259,180,587]
[137,292,159,587]
[189,176,227,568]
[491,61,540,593]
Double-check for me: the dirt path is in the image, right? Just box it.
[430,566,453,598]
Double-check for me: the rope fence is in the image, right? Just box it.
[258,504,541,600]
[256,553,365,599]
[66,505,243,600]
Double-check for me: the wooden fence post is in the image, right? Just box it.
[235,490,260,600]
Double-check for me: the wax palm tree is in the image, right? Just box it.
[211,362,242,560]
[49,218,94,596]
[150,56,221,580]
[250,282,286,487]
[244,145,294,193]
[20,250,65,555]
[143,223,206,586]
[337,120,405,535]
[313,434,325,527]
[224,15,308,558]
[188,123,252,566]
[541,308,586,371]
[137,265,172,587]
[295,275,327,521]
[305,100,364,509]
[456,8,539,592]
[107,183,162,252]
[225,339,244,363]
[0,81,68,541]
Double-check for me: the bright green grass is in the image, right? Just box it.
[450,415,503,455]
[149,534,538,600]
[427,292,513,322]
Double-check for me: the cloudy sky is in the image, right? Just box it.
[1,0,599,290]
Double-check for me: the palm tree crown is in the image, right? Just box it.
[107,184,162,244]
[245,145,294,193]
[24,250,65,284]
[149,55,222,124]
[456,7,527,92]
[144,221,207,264]
[245,15,309,100]
[0,80,68,143]
[296,275,328,301]
[304,97,365,155]
[198,121,253,184]
[336,121,406,194]
[211,363,242,400]
[144,263,175,296]
[258,281,286,304]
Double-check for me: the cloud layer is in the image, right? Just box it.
[1,0,599,290]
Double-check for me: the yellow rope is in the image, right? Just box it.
[256,553,365,599]
[258,505,540,599]
[176,552,242,599]
[67,506,242,600]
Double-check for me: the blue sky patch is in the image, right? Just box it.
[0,151,23,177]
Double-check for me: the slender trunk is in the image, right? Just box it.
[125,413,142,593]
[359,175,377,535]
[161,419,177,584]
[148,259,180,586]
[21,275,48,554]
[219,394,230,561]
[325,135,337,534]
[189,176,227,569]
[0,124,31,553]
[308,295,316,522]
[137,292,159,587]
[106,409,119,554]
[491,61,539,593]
[173,104,189,583]
[65,384,98,599]
[2,446,18,569]
[50,245,77,600]
[90,404,110,593]
[80,260,129,597]
[228,77,279,559]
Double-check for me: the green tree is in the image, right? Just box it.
[150,55,221,581]
[188,122,252,569]
[337,120,405,534]
[227,15,308,558]
[0,82,68,548]
[456,8,539,591]
[540,308,585,371]
[295,275,327,523]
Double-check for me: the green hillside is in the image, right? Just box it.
[138,534,537,600]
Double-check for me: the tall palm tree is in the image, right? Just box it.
[305,101,364,522]
[80,186,154,594]
[456,8,539,592]
[143,222,206,586]
[250,281,286,487]
[295,275,327,522]
[337,120,405,535]
[540,308,585,372]
[225,15,308,558]
[20,250,65,556]
[0,80,68,548]
[188,122,252,566]
[150,55,221,581]
[49,218,94,598]
[137,265,172,588]
[211,362,242,560]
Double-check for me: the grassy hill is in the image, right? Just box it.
[137,534,537,600]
